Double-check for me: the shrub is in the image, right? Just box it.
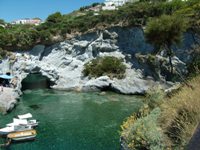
[82,56,126,79]
[0,48,7,60]
[121,107,166,150]
[145,86,165,109]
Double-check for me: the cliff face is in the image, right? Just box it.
[0,27,197,99]
[0,87,18,114]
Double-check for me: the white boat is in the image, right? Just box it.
[0,113,38,135]
[17,113,39,127]
[7,129,37,141]
[0,124,32,135]
[6,113,39,128]
[0,126,14,135]
[7,118,27,127]
[7,118,38,128]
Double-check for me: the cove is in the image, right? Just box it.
[21,73,52,91]
[0,89,143,150]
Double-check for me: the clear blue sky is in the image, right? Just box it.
[0,0,104,22]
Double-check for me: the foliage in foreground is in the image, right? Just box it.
[159,75,200,148]
[121,106,166,150]
[82,56,126,79]
[121,87,166,150]
[121,75,200,149]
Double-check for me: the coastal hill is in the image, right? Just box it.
[0,0,200,149]
[0,0,199,52]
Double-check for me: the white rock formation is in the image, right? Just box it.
[0,27,195,112]
[0,87,18,114]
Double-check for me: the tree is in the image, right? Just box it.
[145,14,188,73]
[46,12,63,23]
[0,19,5,25]
[92,3,100,7]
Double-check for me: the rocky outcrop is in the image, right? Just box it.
[0,27,197,112]
[0,87,18,114]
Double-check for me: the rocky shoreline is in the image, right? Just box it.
[0,87,18,114]
[0,27,196,113]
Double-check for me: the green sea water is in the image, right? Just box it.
[0,89,143,150]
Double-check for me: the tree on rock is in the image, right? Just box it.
[145,14,188,73]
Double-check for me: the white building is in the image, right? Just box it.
[11,18,42,25]
[12,19,28,24]
[102,0,133,10]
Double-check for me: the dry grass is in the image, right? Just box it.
[159,75,200,148]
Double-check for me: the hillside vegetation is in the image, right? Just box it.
[0,0,200,56]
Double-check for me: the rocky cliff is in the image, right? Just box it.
[0,27,197,112]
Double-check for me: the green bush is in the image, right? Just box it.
[0,24,40,51]
[83,56,126,79]
[0,48,7,60]
[145,87,165,109]
[121,107,166,150]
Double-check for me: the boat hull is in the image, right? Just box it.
[7,129,37,142]
[0,129,15,136]
[0,128,33,136]
[11,135,36,141]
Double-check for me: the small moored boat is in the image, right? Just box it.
[7,129,37,141]
[0,125,32,135]
[0,113,38,136]
[5,113,39,129]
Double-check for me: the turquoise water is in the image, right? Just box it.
[0,89,143,150]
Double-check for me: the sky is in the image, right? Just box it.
[0,0,104,22]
